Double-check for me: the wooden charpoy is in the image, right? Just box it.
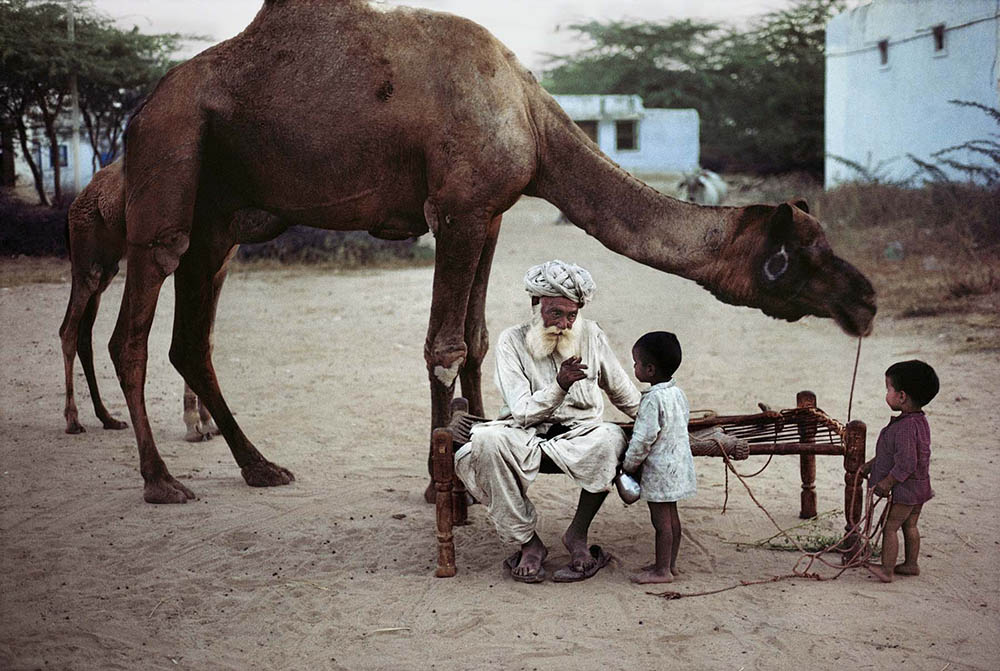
[431,391,866,577]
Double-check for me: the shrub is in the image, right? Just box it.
[235,226,433,267]
[0,190,69,256]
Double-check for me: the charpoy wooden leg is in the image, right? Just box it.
[449,398,470,526]
[841,419,867,561]
[432,427,457,577]
[797,391,817,519]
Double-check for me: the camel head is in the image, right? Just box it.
[709,200,876,337]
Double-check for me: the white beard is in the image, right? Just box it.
[524,307,580,360]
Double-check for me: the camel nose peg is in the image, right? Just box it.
[764,245,790,282]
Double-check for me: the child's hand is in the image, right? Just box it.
[860,461,872,478]
[874,477,893,497]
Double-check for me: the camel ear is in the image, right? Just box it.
[768,202,795,241]
[793,199,809,214]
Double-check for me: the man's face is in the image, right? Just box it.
[538,296,581,332]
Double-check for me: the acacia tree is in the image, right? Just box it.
[0,0,181,204]
[541,0,846,176]
[0,0,70,204]
[75,22,181,169]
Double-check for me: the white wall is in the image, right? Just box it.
[552,94,700,174]
[825,0,1000,187]
[12,133,100,201]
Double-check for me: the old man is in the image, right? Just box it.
[454,259,641,582]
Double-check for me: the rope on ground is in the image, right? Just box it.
[651,457,890,600]
[655,340,877,599]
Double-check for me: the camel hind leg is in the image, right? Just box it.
[182,271,224,443]
[60,263,127,432]
[183,382,219,442]
[60,270,98,434]
[169,230,293,488]
[78,280,128,430]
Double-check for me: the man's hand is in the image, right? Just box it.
[557,356,588,391]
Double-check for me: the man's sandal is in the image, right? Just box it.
[503,551,547,583]
[552,545,611,582]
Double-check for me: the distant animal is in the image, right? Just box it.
[679,169,728,205]
[111,0,875,504]
[59,159,284,441]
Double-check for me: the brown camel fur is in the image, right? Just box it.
[59,159,280,441]
[113,0,876,504]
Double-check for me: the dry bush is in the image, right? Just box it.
[234,226,433,268]
[815,181,1000,326]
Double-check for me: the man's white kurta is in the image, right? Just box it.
[454,318,641,544]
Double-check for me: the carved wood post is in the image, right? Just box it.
[841,419,867,561]
[797,390,817,519]
[432,427,457,577]
[450,398,470,526]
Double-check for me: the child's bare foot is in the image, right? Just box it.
[866,563,893,583]
[630,568,674,584]
[894,563,920,576]
[640,563,683,575]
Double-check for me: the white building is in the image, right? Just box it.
[11,126,100,202]
[551,94,700,175]
[825,0,1000,187]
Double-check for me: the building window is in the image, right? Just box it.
[877,39,889,66]
[615,120,637,151]
[932,24,946,53]
[575,120,598,143]
[48,144,68,168]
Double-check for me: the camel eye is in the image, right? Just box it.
[763,245,790,282]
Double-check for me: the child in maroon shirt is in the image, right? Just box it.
[862,360,939,583]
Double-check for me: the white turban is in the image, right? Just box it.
[523,259,596,306]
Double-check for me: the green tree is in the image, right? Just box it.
[541,0,845,176]
[0,0,182,205]
[75,21,181,169]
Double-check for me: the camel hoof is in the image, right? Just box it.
[241,461,295,487]
[143,477,196,504]
[102,418,128,430]
[65,422,86,434]
[184,427,213,443]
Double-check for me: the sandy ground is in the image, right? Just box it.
[1,194,998,671]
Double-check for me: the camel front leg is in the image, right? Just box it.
[422,203,493,501]
[459,214,501,418]
[110,243,194,504]
[170,239,293,488]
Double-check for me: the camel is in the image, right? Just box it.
[59,159,280,441]
[679,169,728,205]
[112,0,876,504]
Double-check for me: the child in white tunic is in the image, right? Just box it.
[621,331,697,584]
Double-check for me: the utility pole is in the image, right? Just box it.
[67,0,81,195]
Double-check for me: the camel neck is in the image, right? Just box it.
[529,98,741,283]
